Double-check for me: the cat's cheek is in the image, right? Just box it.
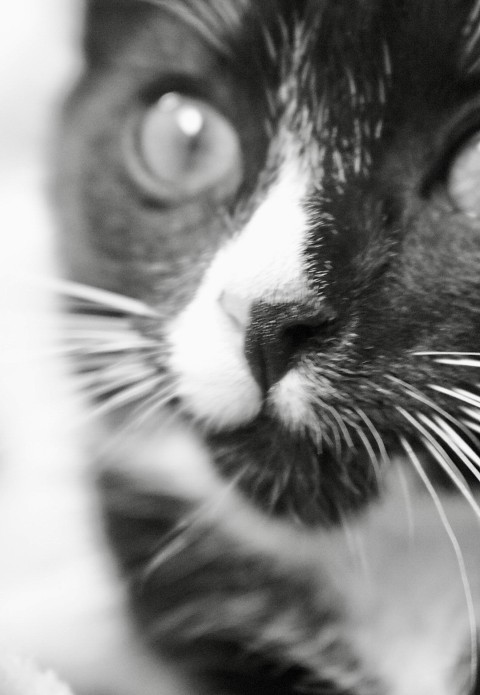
[167,296,262,430]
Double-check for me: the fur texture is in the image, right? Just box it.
[53,1,480,693]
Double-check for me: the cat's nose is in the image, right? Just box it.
[218,290,251,330]
[244,300,336,391]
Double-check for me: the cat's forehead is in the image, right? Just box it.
[110,0,480,134]
[77,0,480,297]
[136,0,480,70]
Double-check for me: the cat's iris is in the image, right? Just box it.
[448,132,480,218]
[127,91,242,204]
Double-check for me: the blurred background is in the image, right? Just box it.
[0,2,82,459]
[0,1,83,496]
[0,10,199,693]
[0,3,114,689]
[0,0,80,269]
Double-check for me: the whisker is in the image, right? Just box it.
[88,375,167,419]
[462,407,480,424]
[389,376,480,448]
[58,318,160,350]
[69,344,160,359]
[88,391,180,465]
[432,415,480,472]
[82,367,162,402]
[395,463,416,542]
[397,408,480,520]
[75,351,155,375]
[61,314,134,328]
[413,352,480,357]
[61,329,154,344]
[69,344,160,362]
[73,356,147,376]
[318,412,341,460]
[141,470,246,582]
[462,419,480,436]
[356,407,390,467]
[25,276,160,319]
[142,524,195,576]
[60,312,157,331]
[434,358,480,368]
[2,326,159,365]
[419,414,480,484]
[66,344,158,359]
[326,405,354,449]
[456,388,480,406]
[422,437,474,506]
[400,436,478,686]
[430,385,480,409]
[338,512,371,577]
[350,421,381,485]
[128,389,178,431]
[342,518,372,585]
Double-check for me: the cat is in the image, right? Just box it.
[53,0,480,693]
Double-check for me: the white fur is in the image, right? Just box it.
[0,202,195,695]
[269,369,315,431]
[168,286,262,429]
[102,419,222,500]
[3,9,477,695]
[316,471,480,695]
[168,151,312,429]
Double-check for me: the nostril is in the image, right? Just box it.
[245,300,337,392]
[282,321,321,356]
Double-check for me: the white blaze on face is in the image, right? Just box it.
[168,149,313,430]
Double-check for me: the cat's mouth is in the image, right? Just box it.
[57,283,401,526]
[204,413,382,526]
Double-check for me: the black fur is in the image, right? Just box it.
[101,472,378,694]
[57,1,480,692]
[58,0,480,521]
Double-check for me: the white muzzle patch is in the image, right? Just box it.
[168,151,313,430]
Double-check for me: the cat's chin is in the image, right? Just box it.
[102,402,380,526]
[204,414,382,527]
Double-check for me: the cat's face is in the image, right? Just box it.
[58,0,480,525]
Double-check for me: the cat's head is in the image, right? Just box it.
[57,0,480,525]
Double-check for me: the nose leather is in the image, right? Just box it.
[218,290,251,330]
[244,300,337,391]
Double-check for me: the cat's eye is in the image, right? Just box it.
[447,132,480,218]
[127,92,243,203]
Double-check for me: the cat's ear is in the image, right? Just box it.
[83,0,150,65]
